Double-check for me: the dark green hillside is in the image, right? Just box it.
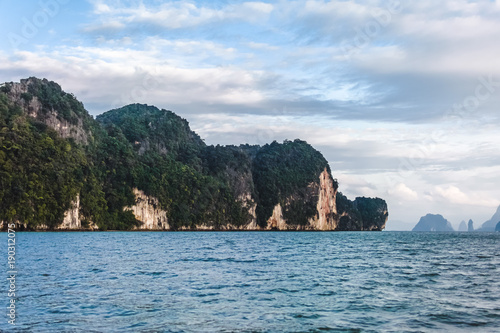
[97,104,204,168]
[335,194,388,231]
[0,93,84,228]
[96,104,252,229]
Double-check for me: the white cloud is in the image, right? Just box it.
[388,183,418,201]
[2,0,500,229]
[433,185,500,208]
[84,1,273,31]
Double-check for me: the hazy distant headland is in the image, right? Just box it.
[0,78,388,231]
[411,207,500,232]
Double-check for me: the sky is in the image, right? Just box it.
[1,0,499,230]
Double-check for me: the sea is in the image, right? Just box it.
[1,231,499,332]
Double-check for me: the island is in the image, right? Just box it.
[0,78,388,231]
[412,214,454,232]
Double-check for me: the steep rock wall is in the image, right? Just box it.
[308,168,338,230]
[127,188,170,230]
[58,195,81,229]
[266,204,289,230]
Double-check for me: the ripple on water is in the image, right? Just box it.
[4,231,500,332]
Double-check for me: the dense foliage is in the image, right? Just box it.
[354,197,388,231]
[97,104,205,168]
[0,93,85,228]
[336,193,388,231]
[96,105,252,229]
[336,192,362,231]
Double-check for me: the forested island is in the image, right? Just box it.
[0,78,388,231]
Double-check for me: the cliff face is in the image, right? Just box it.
[126,189,170,230]
[309,168,338,230]
[59,195,81,229]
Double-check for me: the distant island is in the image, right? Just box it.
[0,78,388,231]
[412,214,454,232]
[458,219,474,232]
[412,206,500,232]
[476,206,500,231]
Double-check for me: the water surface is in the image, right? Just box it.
[2,231,499,332]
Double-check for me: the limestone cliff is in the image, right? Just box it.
[308,168,338,230]
[126,188,170,230]
[266,204,289,230]
[58,195,81,229]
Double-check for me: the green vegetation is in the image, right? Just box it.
[354,197,388,231]
[0,78,387,231]
[0,93,85,228]
[336,193,388,231]
[96,104,252,229]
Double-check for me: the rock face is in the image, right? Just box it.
[412,214,454,232]
[266,204,288,230]
[495,221,500,232]
[126,189,169,230]
[309,168,338,230]
[58,195,81,229]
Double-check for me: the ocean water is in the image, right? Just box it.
[1,231,499,332]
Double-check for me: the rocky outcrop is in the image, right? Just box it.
[308,168,338,230]
[3,78,89,144]
[0,78,389,232]
[468,219,474,232]
[336,193,388,231]
[126,188,170,230]
[266,204,288,230]
[58,195,81,229]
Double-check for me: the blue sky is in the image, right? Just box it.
[1,0,500,229]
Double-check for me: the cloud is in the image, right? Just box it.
[433,185,500,208]
[84,1,273,32]
[2,0,500,228]
[388,183,418,201]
